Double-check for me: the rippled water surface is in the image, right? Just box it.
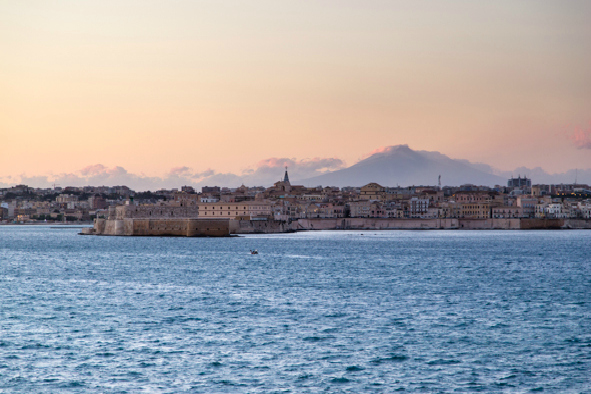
[1,226,590,393]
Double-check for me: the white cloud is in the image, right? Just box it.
[3,157,345,191]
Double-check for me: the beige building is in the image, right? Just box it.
[459,202,491,219]
[439,202,490,219]
[492,206,522,219]
[359,183,386,201]
[56,194,79,203]
[516,196,538,218]
[453,191,495,203]
[348,200,372,217]
[113,204,200,219]
[198,201,272,219]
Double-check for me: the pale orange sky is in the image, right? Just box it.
[1,1,590,184]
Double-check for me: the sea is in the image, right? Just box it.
[0,226,590,393]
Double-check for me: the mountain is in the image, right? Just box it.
[296,145,507,187]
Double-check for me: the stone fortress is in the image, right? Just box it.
[83,202,291,237]
[85,204,228,237]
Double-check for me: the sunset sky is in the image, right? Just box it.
[1,1,590,188]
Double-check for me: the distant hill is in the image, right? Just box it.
[297,145,507,187]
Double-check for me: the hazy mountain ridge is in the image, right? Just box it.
[296,145,591,187]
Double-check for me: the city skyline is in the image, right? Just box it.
[2,1,591,186]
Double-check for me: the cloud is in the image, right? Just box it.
[5,148,591,191]
[241,157,345,185]
[195,169,215,178]
[253,157,344,173]
[566,123,591,149]
[16,165,170,191]
[167,167,215,179]
[2,156,345,191]
[189,157,345,188]
[361,144,411,160]
[168,166,192,176]
[79,164,107,177]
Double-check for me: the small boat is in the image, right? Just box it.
[250,249,258,254]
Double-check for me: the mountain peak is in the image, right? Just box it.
[368,144,411,155]
[300,145,506,187]
[362,144,415,161]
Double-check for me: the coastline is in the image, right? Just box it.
[80,217,591,237]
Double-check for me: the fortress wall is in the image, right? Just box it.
[229,219,241,234]
[95,218,106,234]
[133,219,185,236]
[233,219,290,234]
[185,219,230,237]
[101,219,125,235]
[93,218,230,236]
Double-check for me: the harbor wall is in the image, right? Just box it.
[88,218,230,236]
[561,219,591,229]
[83,217,591,236]
[233,219,294,234]
[296,218,452,230]
[295,218,590,230]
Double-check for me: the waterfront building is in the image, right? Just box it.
[408,197,430,218]
[112,204,199,220]
[459,202,492,219]
[197,201,272,219]
[516,196,538,218]
[492,206,522,219]
[545,203,567,219]
[348,200,372,218]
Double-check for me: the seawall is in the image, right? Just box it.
[296,218,588,230]
[82,217,591,236]
[85,218,231,237]
[84,218,295,236]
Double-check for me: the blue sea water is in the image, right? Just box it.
[0,226,590,393]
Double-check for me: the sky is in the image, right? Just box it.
[1,1,590,189]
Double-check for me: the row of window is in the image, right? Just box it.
[201,206,269,210]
